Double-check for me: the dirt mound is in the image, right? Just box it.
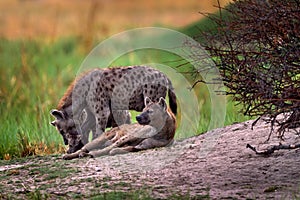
[0,119,299,199]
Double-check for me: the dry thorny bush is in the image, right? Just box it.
[191,0,300,154]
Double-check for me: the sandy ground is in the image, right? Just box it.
[0,118,299,199]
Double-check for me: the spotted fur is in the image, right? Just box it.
[51,66,177,153]
[63,97,176,159]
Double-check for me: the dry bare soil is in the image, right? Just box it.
[0,119,299,199]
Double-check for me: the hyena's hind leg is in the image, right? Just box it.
[110,110,131,127]
[109,146,137,156]
[88,145,114,158]
[88,134,137,157]
[134,138,174,150]
[88,145,136,157]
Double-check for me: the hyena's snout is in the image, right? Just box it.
[63,136,68,145]
[136,113,150,125]
[67,141,84,154]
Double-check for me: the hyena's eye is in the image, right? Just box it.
[147,109,154,114]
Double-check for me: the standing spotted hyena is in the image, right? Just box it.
[63,97,176,160]
[50,66,177,153]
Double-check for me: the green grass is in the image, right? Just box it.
[0,16,251,159]
[88,190,210,200]
[0,38,83,159]
[2,189,209,200]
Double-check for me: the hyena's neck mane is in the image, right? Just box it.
[57,80,74,110]
[157,107,177,139]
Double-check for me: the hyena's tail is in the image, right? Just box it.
[168,86,177,115]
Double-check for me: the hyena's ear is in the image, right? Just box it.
[50,109,65,120]
[50,121,56,126]
[158,97,167,111]
[144,97,152,106]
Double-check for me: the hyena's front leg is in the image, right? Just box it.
[63,132,114,160]
[80,109,96,144]
[63,148,89,160]
[92,103,110,140]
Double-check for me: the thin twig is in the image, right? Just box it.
[246,143,300,155]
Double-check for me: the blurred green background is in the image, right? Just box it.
[0,0,250,159]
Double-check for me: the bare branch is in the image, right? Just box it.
[246,143,300,155]
[192,0,300,137]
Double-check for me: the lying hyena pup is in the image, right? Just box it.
[51,66,177,153]
[63,97,176,160]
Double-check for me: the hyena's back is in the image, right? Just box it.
[61,66,177,115]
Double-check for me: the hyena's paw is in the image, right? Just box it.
[78,151,90,158]
[62,154,74,160]
[87,152,96,158]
